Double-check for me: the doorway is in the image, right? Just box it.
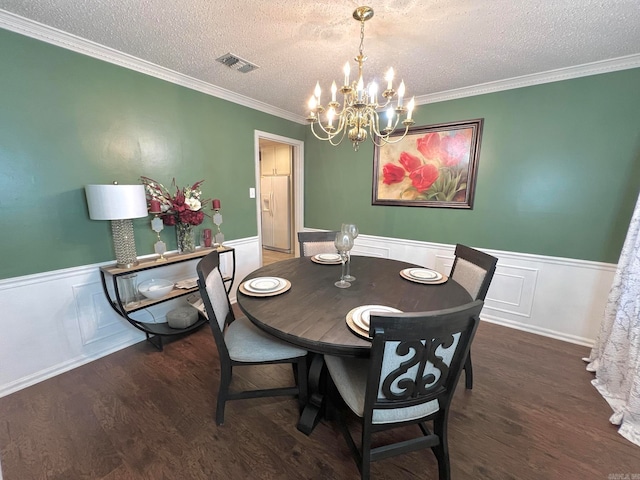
[254,131,304,265]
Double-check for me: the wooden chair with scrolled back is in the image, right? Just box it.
[324,300,483,480]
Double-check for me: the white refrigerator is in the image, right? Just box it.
[260,175,291,252]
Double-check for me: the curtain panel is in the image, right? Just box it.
[586,192,640,447]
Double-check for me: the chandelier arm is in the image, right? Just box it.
[373,124,413,147]
[311,121,339,141]
[370,112,383,139]
[328,129,348,146]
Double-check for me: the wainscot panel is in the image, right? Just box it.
[0,237,261,398]
[349,232,613,346]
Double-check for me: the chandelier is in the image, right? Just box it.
[307,6,415,151]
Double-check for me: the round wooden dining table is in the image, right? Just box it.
[236,255,472,434]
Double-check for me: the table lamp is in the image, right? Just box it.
[85,183,148,268]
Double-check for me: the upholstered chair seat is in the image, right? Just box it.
[225,316,306,362]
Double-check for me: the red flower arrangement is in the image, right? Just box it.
[140,176,208,226]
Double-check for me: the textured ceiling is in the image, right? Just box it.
[1,0,639,120]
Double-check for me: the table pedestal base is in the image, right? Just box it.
[297,353,326,435]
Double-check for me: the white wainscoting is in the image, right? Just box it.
[0,237,262,398]
[350,234,615,346]
[0,233,614,397]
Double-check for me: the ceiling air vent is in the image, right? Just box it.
[216,53,259,73]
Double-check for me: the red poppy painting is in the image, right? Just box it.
[373,119,483,208]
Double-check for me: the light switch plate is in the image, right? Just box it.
[249,187,256,198]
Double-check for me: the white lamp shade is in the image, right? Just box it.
[85,184,148,220]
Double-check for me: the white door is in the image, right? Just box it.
[255,131,304,259]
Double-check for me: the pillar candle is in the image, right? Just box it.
[150,199,161,213]
[212,199,221,210]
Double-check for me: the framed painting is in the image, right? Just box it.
[372,118,483,208]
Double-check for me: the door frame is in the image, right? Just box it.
[254,131,304,263]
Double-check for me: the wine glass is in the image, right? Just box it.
[334,232,353,288]
[341,224,359,281]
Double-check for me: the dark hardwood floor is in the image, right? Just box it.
[1,311,638,479]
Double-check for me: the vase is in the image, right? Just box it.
[176,222,196,253]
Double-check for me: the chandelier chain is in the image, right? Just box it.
[359,18,365,58]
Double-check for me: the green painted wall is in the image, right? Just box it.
[304,68,640,264]
[0,29,305,279]
[2,28,638,279]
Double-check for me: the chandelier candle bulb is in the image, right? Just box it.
[386,108,394,129]
[386,68,394,90]
[369,82,378,104]
[343,62,350,86]
[397,80,405,108]
[308,96,317,116]
[357,76,364,102]
[314,82,321,106]
[407,97,415,120]
[331,81,337,102]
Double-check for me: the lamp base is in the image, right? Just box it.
[111,219,139,269]
[115,260,140,269]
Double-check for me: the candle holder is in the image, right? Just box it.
[213,209,224,250]
[149,201,167,262]
[201,228,212,248]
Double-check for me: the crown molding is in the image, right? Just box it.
[415,54,640,106]
[0,9,304,124]
[2,9,638,123]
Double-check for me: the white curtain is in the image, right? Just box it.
[585,192,640,447]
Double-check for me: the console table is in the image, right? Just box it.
[99,246,235,350]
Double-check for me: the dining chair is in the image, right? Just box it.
[297,230,339,257]
[324,300,484,480]
[196,250,308,425]
[450,244,498,389]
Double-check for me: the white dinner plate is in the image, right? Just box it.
[352,305,402,331]
[406,268,440,280]
[315,253,341,262]
[244,277,286,293]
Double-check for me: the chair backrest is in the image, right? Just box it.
[450,244,498,301]
[365,300,483,425]
[196,250,234,358]
[297,231,339,257]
